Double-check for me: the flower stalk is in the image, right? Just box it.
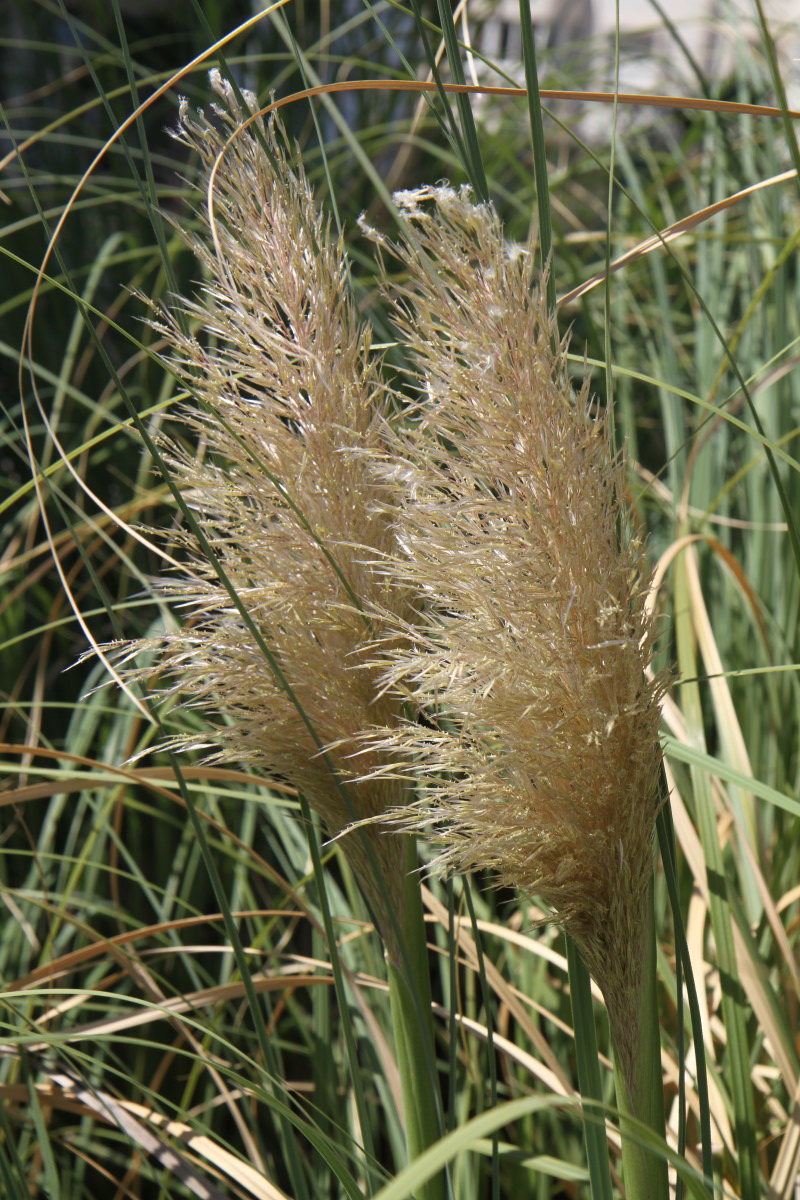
[613,875,668,1200]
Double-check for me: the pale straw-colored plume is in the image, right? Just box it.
[122,68,664,1111]
[129,73,411,955]
[359,185,667,1092]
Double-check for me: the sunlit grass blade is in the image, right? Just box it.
[673,546,760,1199]
[656,801,714,1193]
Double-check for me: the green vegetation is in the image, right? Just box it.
[2,3,800,1197]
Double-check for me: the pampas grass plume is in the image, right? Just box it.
[129,76,665,1155]
[131,73,412,955]
[360,185,667,1095]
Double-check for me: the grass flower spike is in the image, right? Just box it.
[136,73,414,956]
[362,186,668,1187]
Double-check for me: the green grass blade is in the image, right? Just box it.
[565,937,613,1200]
[673,551,760,1199]
[431,0,488,200]
[517,0,554,309]
[657,802,714,1193]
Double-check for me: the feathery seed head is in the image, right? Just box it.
[361,186,666,1068]
[133,76,411,954]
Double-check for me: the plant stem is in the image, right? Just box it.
[386,836,446,1200]
[611,873,668,1200]
[566,937,613,1200]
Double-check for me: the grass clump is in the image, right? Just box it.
[2,5,800,1199]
